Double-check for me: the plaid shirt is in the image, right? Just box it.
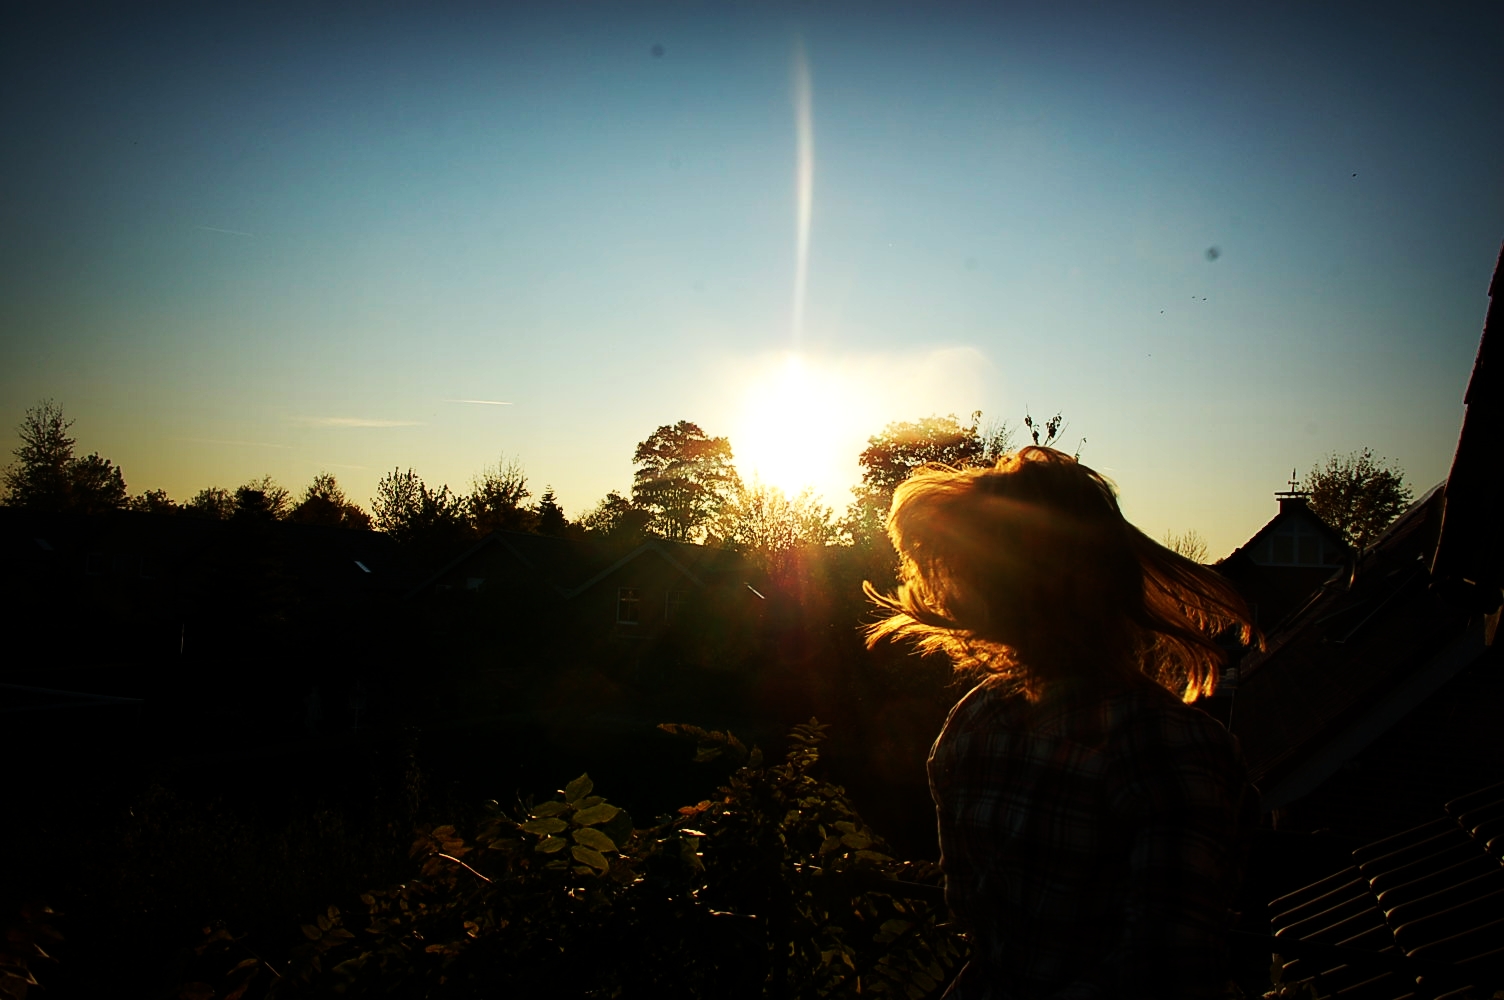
[928,675,1255,1000]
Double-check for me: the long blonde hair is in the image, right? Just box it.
[865,447,1255,702]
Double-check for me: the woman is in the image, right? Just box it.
[867,447,1258,1000]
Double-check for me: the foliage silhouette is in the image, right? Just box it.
[2,400,128,513]
[467,455,533,534]
[289,472,372,529]
[1163,529,1209,563]
[845,412,1010,548]
[535,486,567,536]
[186,485,237,520]
[581,489,653,544]
[233,476,293,522]
[372,467,468,547]
[1301,449,1413,548]
[633,421,741,543]
[716,481,837,581]
[166,722,964,999]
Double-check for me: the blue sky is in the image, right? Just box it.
[2,0,1500,557]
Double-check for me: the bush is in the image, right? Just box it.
[171,721,965,999]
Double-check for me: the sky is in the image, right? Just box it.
[2,0,1501,558]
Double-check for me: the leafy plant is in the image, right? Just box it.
[175,720,964,998]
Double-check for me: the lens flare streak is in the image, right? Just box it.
[791,38,814,347]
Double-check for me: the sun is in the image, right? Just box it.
[732,354,862,502]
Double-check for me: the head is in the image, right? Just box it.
[865,447,1255,702]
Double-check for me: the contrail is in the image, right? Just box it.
[303,417,421,428]
[791,36,814,347]
[196,226,254,237]
[447,398,514,406]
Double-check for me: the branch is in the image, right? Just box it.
[433,852,492,884]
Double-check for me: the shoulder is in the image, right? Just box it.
[1105,683,1250,817]
[928,675,1031,765]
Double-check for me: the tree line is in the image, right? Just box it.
[1,399,1414,559]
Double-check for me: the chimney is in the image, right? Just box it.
[1275,468,1309,514]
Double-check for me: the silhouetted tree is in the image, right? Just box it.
[581,490,653,545]
[289,472,373,529]
[2,400,73,508]
[536,487,567,537]
[844,411,1011,545]
[632,421,740,542]
[232,475,292,522]
[1302,448,1414,548]
[373,467,468,545]
[129,488,178,514]
[716,481,836,577]
[1163,529,1209,563]
[469,455,534,533]
[2,400,129,513]
[185,486,235,520]
[62,452,128,514]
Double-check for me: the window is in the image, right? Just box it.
[1261,519,1331,567]
[466,577,485,591]
[617,587,641,624]
[665,589,686,621]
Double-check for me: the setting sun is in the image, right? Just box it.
[733,354,862,502]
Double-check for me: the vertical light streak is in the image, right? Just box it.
[791,37,814,347]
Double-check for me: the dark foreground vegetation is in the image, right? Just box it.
[7,720,969,999]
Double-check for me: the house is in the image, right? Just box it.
[1227,244,1504,845]
[1215,486,1351,634]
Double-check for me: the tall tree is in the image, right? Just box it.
[535,487,567,537]
[631,421,741,542]
[1302,448,1414,547]
[372,467,468,545]
[845,411,1011,545]
[185,486,236,520]
[3,400,73,508]
[468,455,534,533]
[717,481,836,577]
[2,400,128,513]
[289,472,373,529]
[129,488,179,514]
[1162,529,1209,563]
[233,475,292,522]
[64,452,129,514]
[581,490,653,544]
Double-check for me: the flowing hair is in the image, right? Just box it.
[865,447,1256,702]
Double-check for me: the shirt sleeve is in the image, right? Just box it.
[1104,709,1256,1000]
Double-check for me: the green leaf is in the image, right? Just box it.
[879,919,912,936]
[577,795,605,809]
[521,817,568,836]
[573,803,620,826]
[301,924,323,941]
[536,835,567,853]
[564,774,594,802]
[840,831,872,850]
[573,827,617,852]
[530,800,569,818]
[600,808,633,845]
[571,845,610,871]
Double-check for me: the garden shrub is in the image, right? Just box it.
[172,720,965,999]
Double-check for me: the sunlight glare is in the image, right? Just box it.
[735,354,851,502]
